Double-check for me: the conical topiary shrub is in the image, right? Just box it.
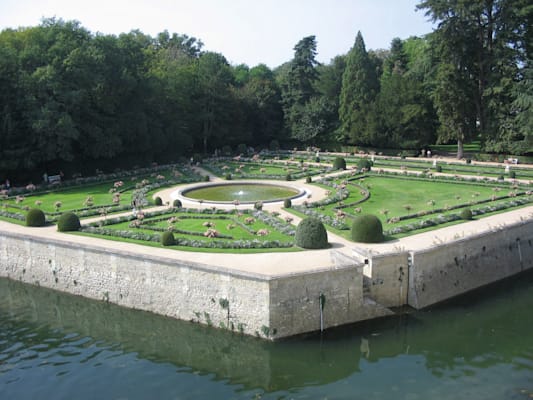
[333,157,346,170]
[294,217,328,249]
[351,214,384,243]
[160,231,175,246]
[57,212,81,232]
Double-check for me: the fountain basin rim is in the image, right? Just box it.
[177,181,306,204]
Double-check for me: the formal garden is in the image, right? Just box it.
[1,153,532,252]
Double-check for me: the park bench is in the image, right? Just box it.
[48,175,62,185]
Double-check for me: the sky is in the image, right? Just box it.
[0,0,434,68]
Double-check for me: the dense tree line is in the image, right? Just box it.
[1,0,531,183]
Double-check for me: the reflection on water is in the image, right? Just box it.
[1,271,533,399]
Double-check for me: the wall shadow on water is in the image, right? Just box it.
[1,269,533,393]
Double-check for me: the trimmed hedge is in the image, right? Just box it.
[57,212,81,232]
[25,208,46,227]
[173,199,182,208]
[351,214,384,243]
[294,217,328,249]
[284,198,292,208]
[333,157,347,170]
[161,231,175,246]
[154,196,163,206]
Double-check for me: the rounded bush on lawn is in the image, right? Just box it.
[460,208,473,220]
[357,158,372,172]
[154,196,163,206]
[26,208,46,227]
[351,214,384,243]
[285,173,292,181]
[306,176,312,183]
[57,212,80,232]
[284,198,292,208]
[161,231,175,246]
[333,157,346,170]
[295,217,328,249]
[225,173,232,180]
[173,199,182,208]
[435,165,443,172]
[509,171,516,179]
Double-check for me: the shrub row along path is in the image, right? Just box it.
[1,160,532,278]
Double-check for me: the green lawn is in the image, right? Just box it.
[2,158,532,251]
[0,166,200,221]
[203,160,323,179]
[288,173,531,240]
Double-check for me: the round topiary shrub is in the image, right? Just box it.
[26,208,46,227]
[435,165,443,173]
[333,157,347,170]
[509,171,516,179]
[173,199,182,208]
[460,208,473,220]
[161,231,175,246]
[254,201,263,211]
[306,176,312,183]
[284,198,292,208]
[225,173,232,180]
[357,158,372,172]
[154,196,163,206]
[57,212,80,232]
[204,175,210,182]
[294,217,328,249]
[351,214,384,243]
[285,173,292,181]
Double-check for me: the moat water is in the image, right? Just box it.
[1,271,533,400]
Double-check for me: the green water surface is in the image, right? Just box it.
[1,271,532,400]
[183,183,300,202]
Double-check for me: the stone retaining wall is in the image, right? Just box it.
[3,218,532,339]
[408,220,533,309]
[0,230,378,340]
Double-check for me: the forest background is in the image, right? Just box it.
[0,0,531,183]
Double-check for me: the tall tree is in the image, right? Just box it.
[240,64,283,146]
[418,0,528,156]
[315,55,346,141]
[339,31,379,145]
[196,52,235,153]
[280,36,323,142]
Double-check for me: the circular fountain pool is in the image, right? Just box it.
[179,182,304,204]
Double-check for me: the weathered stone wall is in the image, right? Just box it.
[4,218,530,339]
[0,231,271,337]
[0,231,376,340]
[408,220,533,309]
[363,251,409,308]
[269,264,364,338]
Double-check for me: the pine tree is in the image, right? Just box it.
[339,31,379,144]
